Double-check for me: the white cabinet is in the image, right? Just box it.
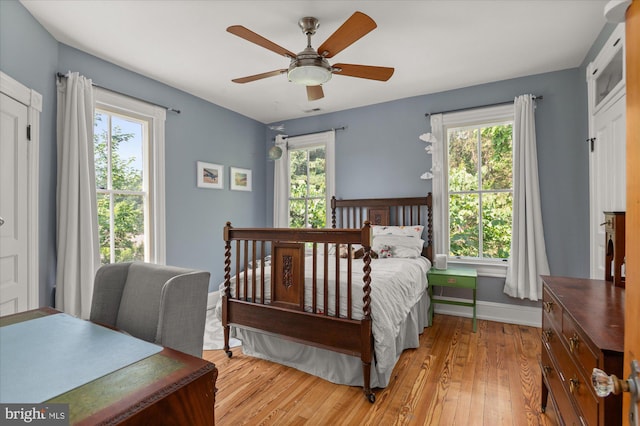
[587,23,626,280]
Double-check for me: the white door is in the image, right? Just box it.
[0,92,30,315]
[590,95,626,279]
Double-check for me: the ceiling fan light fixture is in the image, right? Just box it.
[288,54,332,86]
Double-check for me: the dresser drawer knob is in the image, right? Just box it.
[569,334,580,353]
[569,377,581,394]
[542,365,552,375]
[542,329,553,342]
[543,301,554,313]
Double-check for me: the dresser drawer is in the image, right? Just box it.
[542,287,562,334]
[551,339,597,425]
[541,348,582,426]
[427,271,476,288]
[562,311,598,374]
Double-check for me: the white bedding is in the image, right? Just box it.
[216,255,431,380]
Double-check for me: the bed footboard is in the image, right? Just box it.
[222,222,376,402]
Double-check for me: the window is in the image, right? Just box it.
[274,131,335,228]
[432,104,513,275]
[94,88,166,264]
[289,144,327,228]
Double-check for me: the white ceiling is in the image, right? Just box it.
[21,0,609,124]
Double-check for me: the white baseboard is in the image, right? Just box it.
[432,296,541,328]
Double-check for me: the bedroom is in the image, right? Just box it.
[1,0,638,424]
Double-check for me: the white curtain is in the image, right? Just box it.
[429,114,446,255]
[504,94,550,300]
[56,72,100,318]
[273,134,289,227]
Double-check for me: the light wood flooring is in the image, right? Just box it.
[203,314,558,425]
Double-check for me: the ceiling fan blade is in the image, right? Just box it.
[307,85,324,101]
[317,11,377,58]
[227,25,296,58]
[232,69,287,84]
[332,64,394,81]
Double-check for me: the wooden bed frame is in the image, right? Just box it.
[221,194,433,402]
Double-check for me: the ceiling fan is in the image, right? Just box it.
[227,11,394,101]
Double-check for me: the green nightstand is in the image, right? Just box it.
[428,267,477,332]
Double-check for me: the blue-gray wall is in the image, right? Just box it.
[0,0,59,306]
[1,0,616,310]
[1,0,266,304]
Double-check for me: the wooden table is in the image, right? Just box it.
[0,308,217,425]
[427,267,477,332]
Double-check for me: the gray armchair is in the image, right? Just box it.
[89,262,210,358]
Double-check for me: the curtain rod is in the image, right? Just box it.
[56,72,181,114]
[273,126,347,140]
[425,95,543,117]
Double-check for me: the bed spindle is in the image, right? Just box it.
[335,245,341,318]
[260,240,266,305]
[235,241,240,301]
[251,240,256,303]
[323,247,329,316]
[347,245,353,319]
[222,222,233,358]
[243,240,249,301]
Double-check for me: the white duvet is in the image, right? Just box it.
[216,255,431,374]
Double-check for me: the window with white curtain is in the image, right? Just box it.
[94,88,166,264]
[433,104,513,276]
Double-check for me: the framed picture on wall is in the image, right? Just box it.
[230,167,252,191]
[197,161,224,189]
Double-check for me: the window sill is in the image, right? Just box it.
[447,259,508,278]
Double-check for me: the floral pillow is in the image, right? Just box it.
[372,235,425,258]
[371,225,424,239]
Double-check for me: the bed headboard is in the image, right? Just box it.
[330,193,433,261]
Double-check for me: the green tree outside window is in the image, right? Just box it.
[448,123,513,259]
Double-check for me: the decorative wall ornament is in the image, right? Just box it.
[419,132,437,180]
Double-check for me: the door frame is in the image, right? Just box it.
[1,71,41,309]
[624,0,639,422]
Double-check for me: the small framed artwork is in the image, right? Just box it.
[197,161,224,189]
[230,167,252,191]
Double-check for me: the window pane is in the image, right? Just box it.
[307,198,326,228]
[482,192,512,259]
[449,193,479,257]
[308,147,326,197]
[97,192,111,264]
[289,150,308,197]
[481,124,512,190]
[113,194,145,263]
[94,112,109,190]
[289,199,306,228]
[111,116,143,191]
[448,128,478,191]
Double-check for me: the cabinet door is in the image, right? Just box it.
[590,96,626,280]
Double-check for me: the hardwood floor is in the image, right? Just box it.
[203,314,558,425]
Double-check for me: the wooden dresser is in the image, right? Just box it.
[540,276,625,425]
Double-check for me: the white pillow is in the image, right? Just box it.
[371,225,424,239]
[372,235,425,258]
